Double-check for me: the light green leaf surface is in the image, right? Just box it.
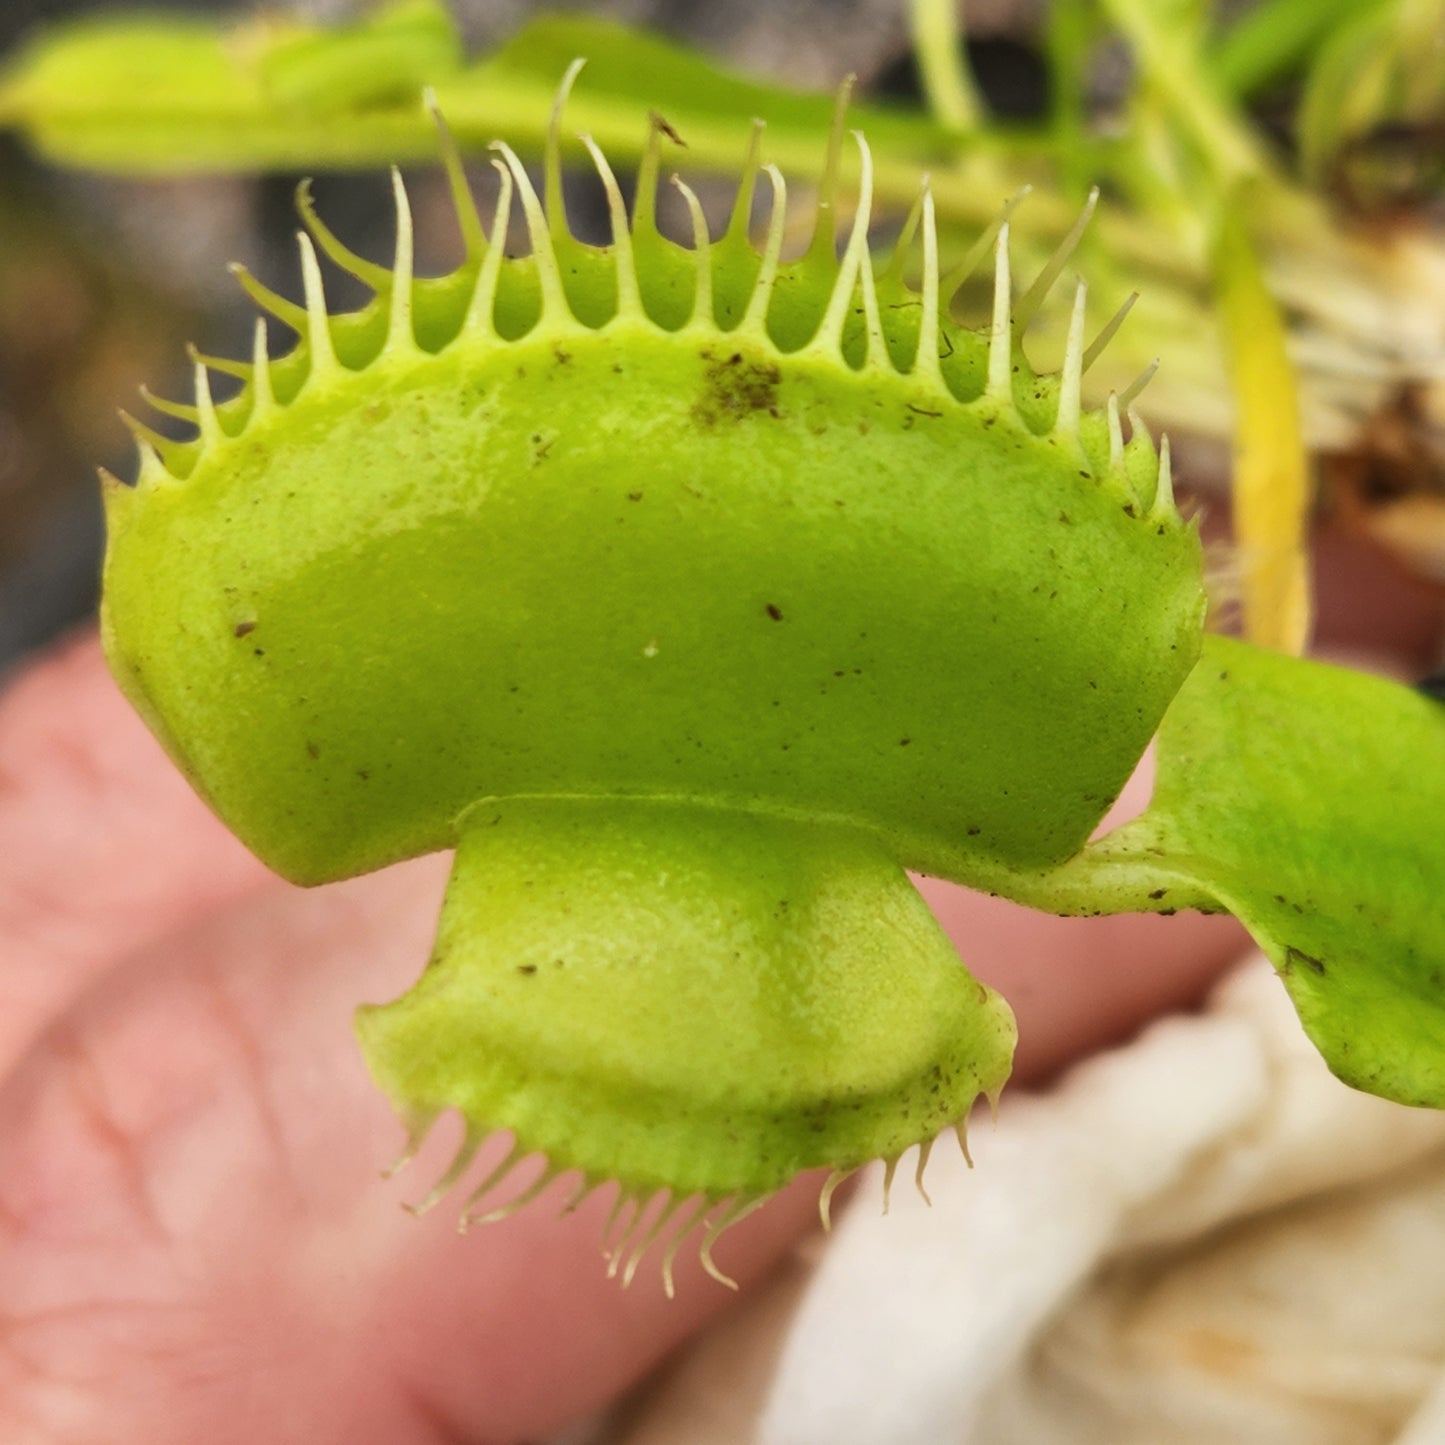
[1019,634,1445,1107]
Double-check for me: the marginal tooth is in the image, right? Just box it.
[606,1197,651,1280]
[387,168,416,351]
[621,1194,685,1290]
[118,411,162,476]
[881,1155,899,1215]
[465,158,514,335]
[425,88,486,261]
[880,183,925,292]
[939,185,1030,303]
[818,1168,852,1233]
[580,134,640,320]
[1055,277,1087,440]
[467,1163,557,1229]
[381,1111,439,1181]
[1152,432,1176,517]
[985,222,1013,403]
[805,74,856,268]
[192,361,224,448]
[723,118,766,247]
[1117,356,1160,410]
[812,131,877,359]
[1107,392,1125,473]
[740,164,788,334]
[697,1196,766,1291]
[1014,185,1099,333]
[557,1176,593,1216]
[670,175,713,328]
[914,1136,935,1208]
[491,142,569,321]
[634,110,686,244]
[600,1189,639,1258]
[856,246,887,371]
[185,342,251,383]
[138,385,199,426]
[544,57,587,248]
[403,1127,482,1217]
[1083,290,1139,372]
[659,1196,710,1300]
[119,409,189,477]
[955,1116,974,1167]
[453,1143,521,1227]
[250,319,275,416]
[295,232,339,373]
[295,178,391,292]
[913,182,942,383]
[634,113,664,244]
[229,261,308,336]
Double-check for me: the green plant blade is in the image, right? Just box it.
[1021,634,1445,1107]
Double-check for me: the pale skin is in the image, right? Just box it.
[0,530,1436,1444]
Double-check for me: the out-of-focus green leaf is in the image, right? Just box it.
[1211,0,1385,100]
[0,5,955,177]
[0,4,450,170]
[258,0,463,113]
[1297,0,1445,190]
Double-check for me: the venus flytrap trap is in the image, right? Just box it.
[98,74,1209,1286]
[8,3,1442,1290]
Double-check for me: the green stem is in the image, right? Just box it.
[909,0,982,133]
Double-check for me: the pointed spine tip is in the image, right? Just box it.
[1106,392,1125,473]
[118,409,180,480]
[955,1116,974,1168]
[1083,290,1139,374]
[545,58,587,245]
[812,130,880,361]
[465,157,514,336]
[403,1128,483,1218]
[491,141,569,322]
[985,222,1013,403]
[250,319,276,416]
[806,73,856,264]
[880,1155,899,1215]
[192,360,223,449]
[723,118,766,246]
[294,232,338,374]
[913,182,943,385]
[1056,277,1087,441]
[387,167,417,351]
[427,93,486,262]
[1152,432,1176,518]
[228,261,306,336]
[940,185,1029,303]
[670,175,714,328]
[1015,184,1098,334]
[580,134,640,319]
[1117,356,1160,411]
[914,1136,935,1208]
[740,164,788,335]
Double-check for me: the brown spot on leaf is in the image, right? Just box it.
[693,350,781,427]
[1286,946,1327,976]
